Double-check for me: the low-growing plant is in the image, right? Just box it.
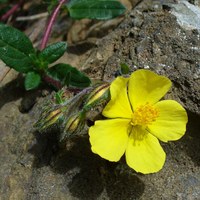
[0,1,189,175]
[0,0,126,90]
[35,69,188,174]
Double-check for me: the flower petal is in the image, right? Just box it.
[126,127,166,174]
[89,119,130,162]
[128,69,172,109]
[103,76,133,119]
[148,100,188,142]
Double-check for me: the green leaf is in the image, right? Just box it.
[0,23,35,73]
[66,0,126,20]
[55,90,65,104]
[46,63,91,88]
[43,0,59,13]
[0,0,8,3]
[120,63,130,74]
[69,67,91,88]
[25,72,41,90]
[38,42,67,64]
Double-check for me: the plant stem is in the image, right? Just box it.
[43,74,62,90]
[0,0,24,21]
[40,0,68,50]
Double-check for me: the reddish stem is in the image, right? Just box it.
[40,0,68,88]
[43,75,62,90]
[40,0,68,50]
[0,0,24,21]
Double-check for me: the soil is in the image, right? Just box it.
[0,0,200,199]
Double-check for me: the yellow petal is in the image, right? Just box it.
[128,69,172,109]
[148,100,188,142]
[126,127,166,174]
[89,119,130,162]
[103,76,133,119]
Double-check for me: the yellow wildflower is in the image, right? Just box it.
[89,69,188,174]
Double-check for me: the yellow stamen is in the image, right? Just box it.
[131,103,159,126]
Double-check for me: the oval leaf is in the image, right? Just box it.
[46,63,91,88]
[39,42,67,64]
[0,0,8,3]
[25,71,41,90]
[120,63,130,74]
[0,23,35,73]
[69,67,91,88]
[66,0,126,20]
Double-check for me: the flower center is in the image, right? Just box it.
[131,103,159,126]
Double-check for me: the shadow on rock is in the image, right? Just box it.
[182,110,200,166]
[0,75,25,108]
[30,132,145,200]
[28,129,59,168]
[53,137,144,200]
[0,75,43,112]
[103,165,145,200]
[67,42,96,55]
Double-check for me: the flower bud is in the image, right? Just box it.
[84,82,110,111]
[59,112,86,143]
[35,107,63,130]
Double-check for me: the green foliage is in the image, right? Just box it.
[0,0,126,91]
[55,90,65,104]
[47,63,91,88]
[43,0,59,13]
[38,42,67,65]
[25,72,41,90]
[0,24,90,90]
[120,63,130,75]
[0,0,8,3]
[0,23,35,73]
[66,0,126,20]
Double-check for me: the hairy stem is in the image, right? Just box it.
[40,0,68,50]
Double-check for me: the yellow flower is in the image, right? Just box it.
[89,69,188,174]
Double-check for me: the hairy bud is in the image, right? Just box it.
[59,111,86,143]
[84,82,110,111]
[35,107,63,130]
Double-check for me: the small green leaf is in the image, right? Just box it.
[46,63,91,88]
[39,42,67,64]
[55,90,65,104]
[120,63,130,74]
[43,0,59,13]
[0,23,35,73]
[0,0,8,3]
[69,67,91,88]
[66,0,126,20]
[25,72,41,90]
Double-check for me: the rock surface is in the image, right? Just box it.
[0,0,200,199]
